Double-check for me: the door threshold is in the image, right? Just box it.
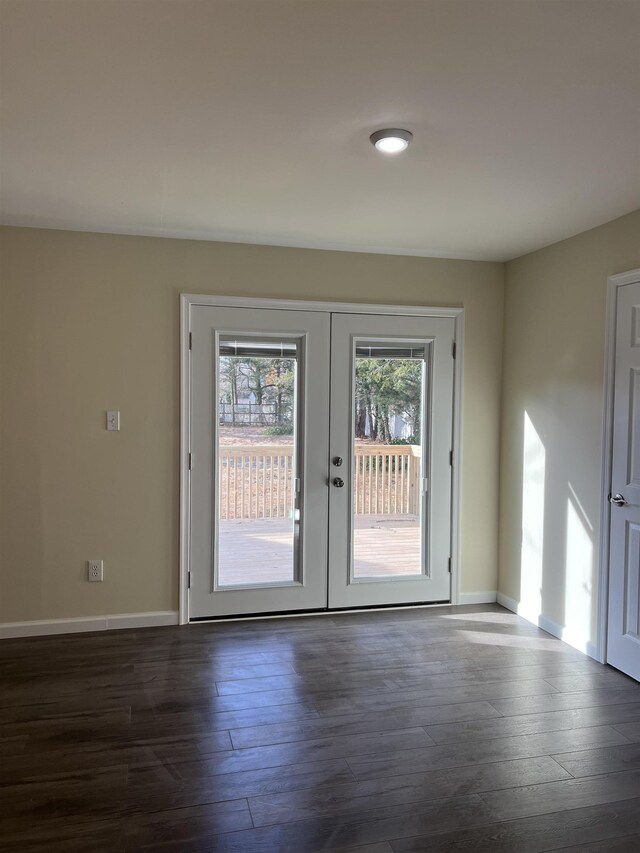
[189,600,452,624]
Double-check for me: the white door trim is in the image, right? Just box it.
[597,268,640,662]
[180,293,464,624]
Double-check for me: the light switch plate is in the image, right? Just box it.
[106,411,120,431]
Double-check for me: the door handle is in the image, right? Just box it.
[609,493,628,507]
[333,477,345,488]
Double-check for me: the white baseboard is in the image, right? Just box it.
[0,611,179,639]
[458,591,497,605]
[496,592,522,614]
[496,593,598,660]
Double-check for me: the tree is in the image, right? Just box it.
[355,358,422,441]
[219,357,240,425]
[266,359,296,425]
[219,356,296,426]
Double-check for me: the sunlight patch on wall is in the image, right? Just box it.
[563,483,594,648]
[520,411,546,624]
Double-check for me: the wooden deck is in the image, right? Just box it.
[218,515,421,586]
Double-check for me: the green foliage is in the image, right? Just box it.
[264,424,294,436]
[390,436,419,446]
[219,352,422,439]
[355,357,422,441]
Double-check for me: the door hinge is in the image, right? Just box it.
[188,452,192,470]
[189,332,192,350]
[448,557,452,573]
[452,341,456,359]
[187,571,191,589]
[449,450,453,466]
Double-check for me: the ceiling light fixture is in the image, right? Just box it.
[370,128,413,154]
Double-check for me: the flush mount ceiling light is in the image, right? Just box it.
[370,128,413,154]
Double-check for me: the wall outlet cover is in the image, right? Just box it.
[88,560,104,582]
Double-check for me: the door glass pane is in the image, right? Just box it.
[217,337,299,587]
[352,343,426,578]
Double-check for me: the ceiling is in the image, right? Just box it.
[1,0,638,262]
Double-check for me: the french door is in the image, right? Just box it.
[187,302,456,620]
[189,306,330,618]
[329,312,454,607]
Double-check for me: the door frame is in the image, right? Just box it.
[597,268,640,663]
[180,293,464,625]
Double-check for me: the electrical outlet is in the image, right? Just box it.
[88,560,104,582]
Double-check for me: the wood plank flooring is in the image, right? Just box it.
[1,604,640,851]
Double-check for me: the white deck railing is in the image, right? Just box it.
[219,444,421,520]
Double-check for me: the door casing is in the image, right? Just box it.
[180,293,464,625]
[598,268,640,664]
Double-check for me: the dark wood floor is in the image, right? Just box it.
[2,605,640,852]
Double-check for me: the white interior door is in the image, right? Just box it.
[328,313,455,608]
[189,305,330,618]
[607,280,640,680]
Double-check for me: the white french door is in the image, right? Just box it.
[189,306,330,618]
[186,301,456,620]
[328,312,455,608]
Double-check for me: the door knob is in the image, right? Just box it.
[333,456,343,467]
[333,477,345,488]
[609,493,628,507]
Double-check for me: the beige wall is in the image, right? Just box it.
[499,209,640,653]
[0,226,504,623]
